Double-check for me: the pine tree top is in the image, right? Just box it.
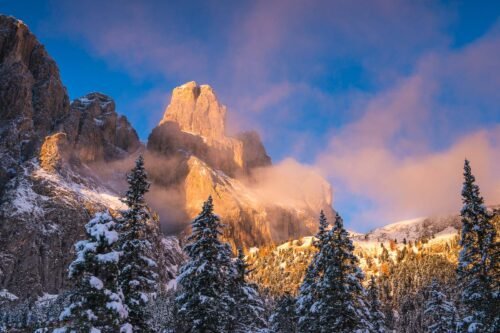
[187,196,224,243]
[461,159,486,209]
[122,155,150,210]
[314,210,329,248]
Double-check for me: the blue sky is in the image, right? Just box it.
[2,0,499,231]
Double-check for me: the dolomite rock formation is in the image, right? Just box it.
[0,15,69,198]
[148,82,332,247]
[39,132,69,172]
[62,92,140,163]
[0,16,174,300]
[153,81,270,176]
[236,131,272,170]
[160,81,227,141]
[181,156,323,247]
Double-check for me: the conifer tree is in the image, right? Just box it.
[313,212,371,332]
[367,275,387,333]
[296,210,329,333]
[457,159,499,332]
[423,279,457,333]
[270,293,297,333]
[117,155,159,332]
[232,248,267,332]
[59,212,127,332]
[175,196,236,333]
[315,210,329,246]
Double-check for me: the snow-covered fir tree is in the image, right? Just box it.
[315,210,329,247]
[457,159,499,332]
[269,293,297,333]
[232,248,267,332]
[117,155,159,332]
[312,212,372,332]
[175,196,236,333]
[367,276,387,333]
[295,210,329,333]
[423,279,457,333]
[58,211,127,332]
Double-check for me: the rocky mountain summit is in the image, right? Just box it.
[148,80,333,247]
[151,81,271,176]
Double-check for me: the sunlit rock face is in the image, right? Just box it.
[160,81,227,141]
[153,81,271,176]
[148,82,333,247]
[39,132,69,172]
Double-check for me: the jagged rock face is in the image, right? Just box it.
[160,81,227,141]
[0,161,183,299]
[0,16,69,197]
[39,132,69,172]
[148,121,245,177]
[152,81,270,176]
[0,18,177,300]
[237,131,271,170]
[62,92,140,163]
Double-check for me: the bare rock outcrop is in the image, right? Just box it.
[160,81,227,141]
[62,92,140,163]
[0,17,333,299]
[150,81,271,176]
[237,131,271,170]
[148,82,333,247]
[39,132,69,172]
[0,15,69,197]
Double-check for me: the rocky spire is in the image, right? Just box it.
[160,81,227,141]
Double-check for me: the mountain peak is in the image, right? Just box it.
[160,81,226,141]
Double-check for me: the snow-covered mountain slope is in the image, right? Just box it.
[353,215,462,243]
[0,159,184,300]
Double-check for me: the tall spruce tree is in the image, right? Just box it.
[117,155,159,332]
[423,279,457,333]
[457,159,499,332]
[59,212,127,332]
[175,196,236,333]
[367,275,387,333]
[296,210,329,333]
[270,293,297,333]
[232,248,267,332]
[313,212,371,332]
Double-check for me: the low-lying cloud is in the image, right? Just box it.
[242,158,332,212]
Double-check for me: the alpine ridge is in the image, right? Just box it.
[0,15,333,300]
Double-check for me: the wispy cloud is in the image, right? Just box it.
[316,24,500,229]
